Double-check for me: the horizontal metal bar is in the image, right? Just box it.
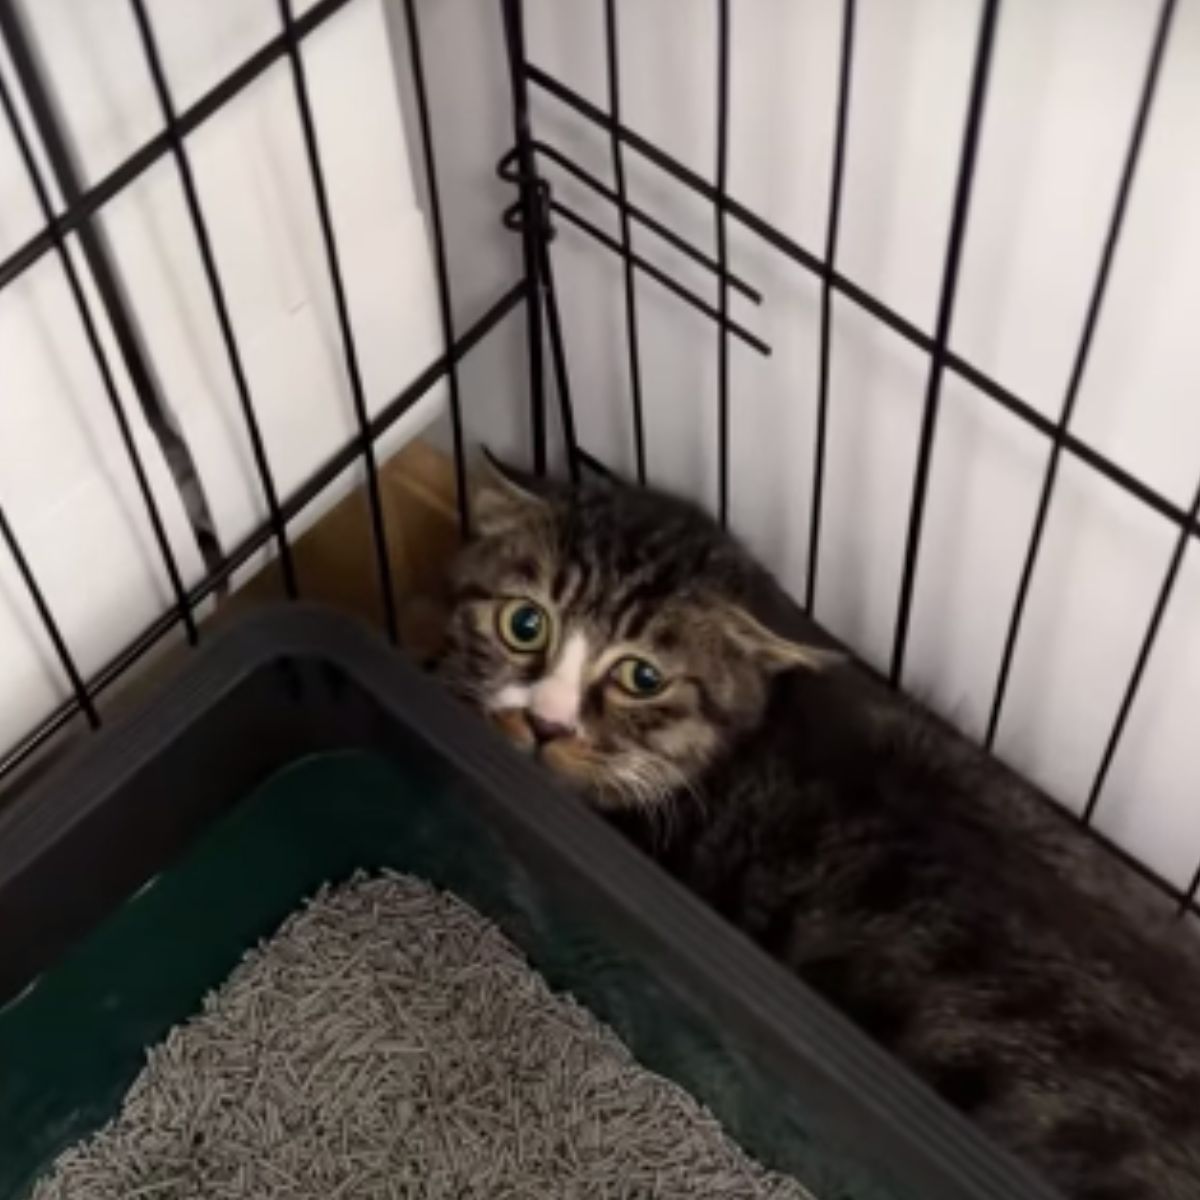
[945,349,1199,535]
[0,0,354,294]
[549,199,771,356]
[526,62,1200,546]
[499,143,762,301]
[527,65,823,265]
[0,280,524,785]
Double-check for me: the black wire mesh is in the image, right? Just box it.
[129,0,298,605]
[0,0,1195,921]
[0,32,196,648]
[0,0,520,780]
[988,0,1180,760]
[0,0,225,585]
[889,0,1001,689]
[503,1,1200,916]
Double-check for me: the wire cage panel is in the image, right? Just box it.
[1,0,1199,924]
[0,0,467,767]
[495,0,1200,909]
[0,237,201,751]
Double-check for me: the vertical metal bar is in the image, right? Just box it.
[806,0,856,614]
[0,59,197,645]
[714,0,732,527]
[538,235,581,484]
[985,0,1178,749]
[130,0,298,600]
[1088,472,1200,831]
[0,506,99,728]
[277,0,398,641]
[399,0,470,535]
[604,0,645,485]
[0,0,224,584]
[500,0,548,476]
[1185,810,1200,909]
[888,0,1001,687]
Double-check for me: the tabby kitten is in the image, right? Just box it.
[437,461,1200,1200]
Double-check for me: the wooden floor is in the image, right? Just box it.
[224,437,461,636]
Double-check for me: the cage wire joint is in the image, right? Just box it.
[496,142,582,483]
[498,147,557,245]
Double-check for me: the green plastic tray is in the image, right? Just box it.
[0,607,1057,1200]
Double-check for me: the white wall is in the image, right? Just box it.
[2,0,1198,893]
[0,0,449,755]
[416,0,1200,892]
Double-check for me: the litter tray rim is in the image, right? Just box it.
[0,603,1058,1200]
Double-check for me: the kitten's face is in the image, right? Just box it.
[437,469,819,812]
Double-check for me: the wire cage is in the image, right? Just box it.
[0,0,1197,927]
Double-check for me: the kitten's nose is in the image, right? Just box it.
[526,711,573,745]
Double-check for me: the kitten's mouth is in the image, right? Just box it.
[487,707,679,813]
[489,708,596,785]
[488,707,539,753]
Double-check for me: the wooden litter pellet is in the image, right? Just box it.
[32,873,812,1199]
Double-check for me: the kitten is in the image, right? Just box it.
[436,461,1200,1200]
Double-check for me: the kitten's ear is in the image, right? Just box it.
[723,604,839,674]
[471,449,549,536]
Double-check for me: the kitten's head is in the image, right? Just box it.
[437,460,826,813]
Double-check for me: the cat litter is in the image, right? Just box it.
[32,873,812,1199]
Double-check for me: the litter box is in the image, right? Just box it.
[0,606,1056,1200]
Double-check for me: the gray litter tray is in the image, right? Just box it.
[0,606,1058,1199]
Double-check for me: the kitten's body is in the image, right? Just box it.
[439,470,1200,1199]
[617,669,1200,1199]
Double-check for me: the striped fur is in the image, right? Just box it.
[438,467,1200,1199]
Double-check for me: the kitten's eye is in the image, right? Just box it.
[497,599,550,653]
[613,656,665,698]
